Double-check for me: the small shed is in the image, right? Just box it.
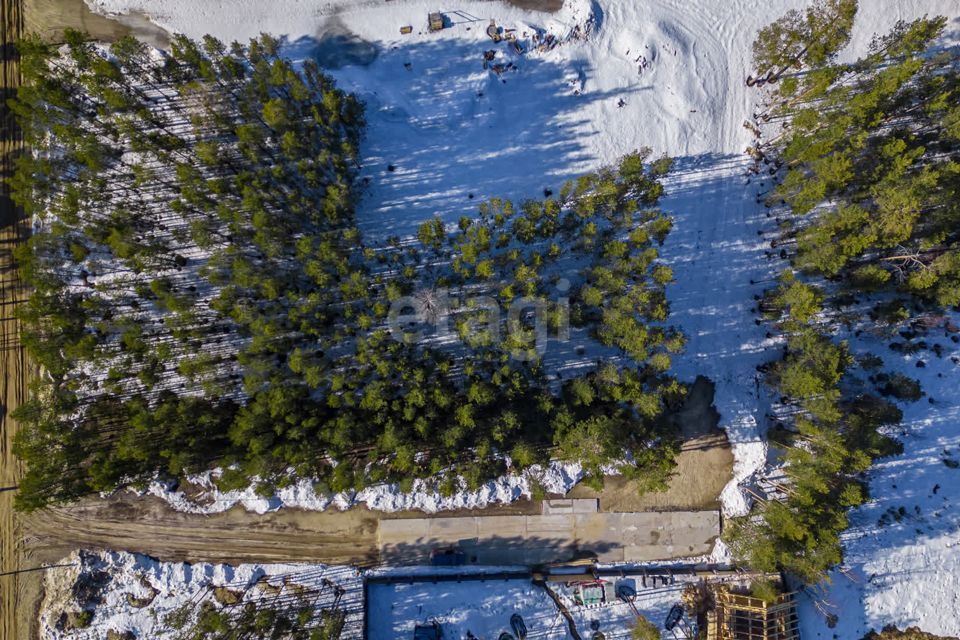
[400,25,413,35]
[573,581,614,607]
[428,12,444,31]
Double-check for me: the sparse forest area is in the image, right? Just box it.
[11,30,685,510]
[727,0,960,587]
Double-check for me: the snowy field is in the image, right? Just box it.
[797,322,960,639]
[78,0,960,637]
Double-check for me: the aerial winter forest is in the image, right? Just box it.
[0,0,958,638]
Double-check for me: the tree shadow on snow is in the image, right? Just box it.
[281,33,650,240]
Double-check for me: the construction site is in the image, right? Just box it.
[708,587,800,640]
[38,548,802,639]
[365,564,800,639]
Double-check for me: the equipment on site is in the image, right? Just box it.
[665,604,684,631]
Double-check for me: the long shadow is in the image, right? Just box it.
[648,152,782,454]
[380,533,618,567]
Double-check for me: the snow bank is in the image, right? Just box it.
[140,460,584,514]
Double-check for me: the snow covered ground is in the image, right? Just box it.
[138,460,587,515]
[79,0,960,636]
[367,572,695,639]
[41,551,364,639]
[44,551,703,640]
[797,321,960,639]
[368,578,570,639]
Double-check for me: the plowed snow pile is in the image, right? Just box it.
[80,0,960,636]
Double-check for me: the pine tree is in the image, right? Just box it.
[752,0,857,82]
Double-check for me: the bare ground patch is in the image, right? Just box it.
[569,376,734,511]
[25,0,168,45]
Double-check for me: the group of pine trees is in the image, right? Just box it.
[11,31,686,509]
[728,0,959,589]
[762,3,960,306]
[11,30,366,509]
[727,271,903,584]
[166,591,344,640]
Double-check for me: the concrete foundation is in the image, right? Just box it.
[379,508,720,565]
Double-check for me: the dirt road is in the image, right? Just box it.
[25,496,381,568]
[23,491,555,570]
[1,2,36,640]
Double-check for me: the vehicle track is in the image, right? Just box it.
[25,497,381,568]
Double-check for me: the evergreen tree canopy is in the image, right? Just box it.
[11,32,685,509]
[771,16,960,307]
[751,0,857,82]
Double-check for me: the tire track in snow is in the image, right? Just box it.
[650,0,776,517]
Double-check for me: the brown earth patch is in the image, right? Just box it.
[569,376,734,511]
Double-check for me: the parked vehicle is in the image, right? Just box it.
[665,604,684,631]
[510,613,527,639]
